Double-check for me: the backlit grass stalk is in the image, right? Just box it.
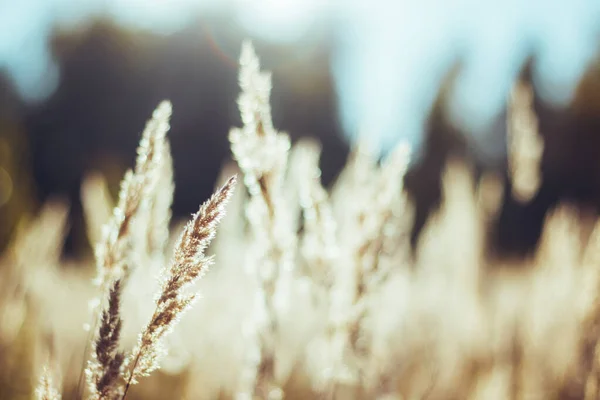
[86,279,125,400]
[507,81,544,203]
[94,100,172,289]
[229,42,295,400]
[328,142,411,397]
[36,364,62,400]
[120,175,237,399]
[78,101,173,398]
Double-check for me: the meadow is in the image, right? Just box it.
[1,42,599,400]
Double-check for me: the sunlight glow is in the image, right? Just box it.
[234,0,326,43]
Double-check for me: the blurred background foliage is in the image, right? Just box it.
[0,1,600,258]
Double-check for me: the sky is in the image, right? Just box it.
[0,0,599,158]
[332,0,600,158]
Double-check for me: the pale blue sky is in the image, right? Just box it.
[332,0,600,156]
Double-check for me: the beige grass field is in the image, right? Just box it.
[1,42,600,400]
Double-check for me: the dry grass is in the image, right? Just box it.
[0,42,599,400]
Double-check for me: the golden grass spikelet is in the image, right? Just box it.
[94,100,172,288]
[230,41,290,206]
[78,100,171,400]
[330,137,379,230]
[121,175,237,397]
[86,279,125,400]
[477,172,504,223]
[0,199,69,351]
[9,198,69,269]
[36,364,62,400]
[229,42,297,400]
[507,81,544,203]
[81,172,114,249]
[238,40,275,139]
[296,139,338,288]
[145,140,174,260]
[327,142,412,396]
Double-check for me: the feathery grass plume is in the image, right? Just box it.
[282,142,308,236]
[36,342,62,400]
[78,100,171,399]
[144,140,174,261]
[477,172,504,224]
[86,279,125,400]
[1,197,69,289]
[9,198,70,269]
[123,141,175,333]
[213,162,246,246]
[579,209,600,377]
[124,140,175,347]
[81,173,114,249]
[563,214,600,398]
[535,205,582,269]
[0,199,69,400]
[417,159,484,283]
[366,142,411,282]
[328,141,411,397]
[0,199,69,349]
[120,176,237,398]
[291,140,339,393]
[229,41,294,400]
[384,159,488,399]
[296,139,337,291]
[354,146,413,399]
[317,139,378,395]
[507,81,544,203]
[329,137,378,225]
[36,365,62,400]
[514,208,586,397]
[94,100,172,288]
